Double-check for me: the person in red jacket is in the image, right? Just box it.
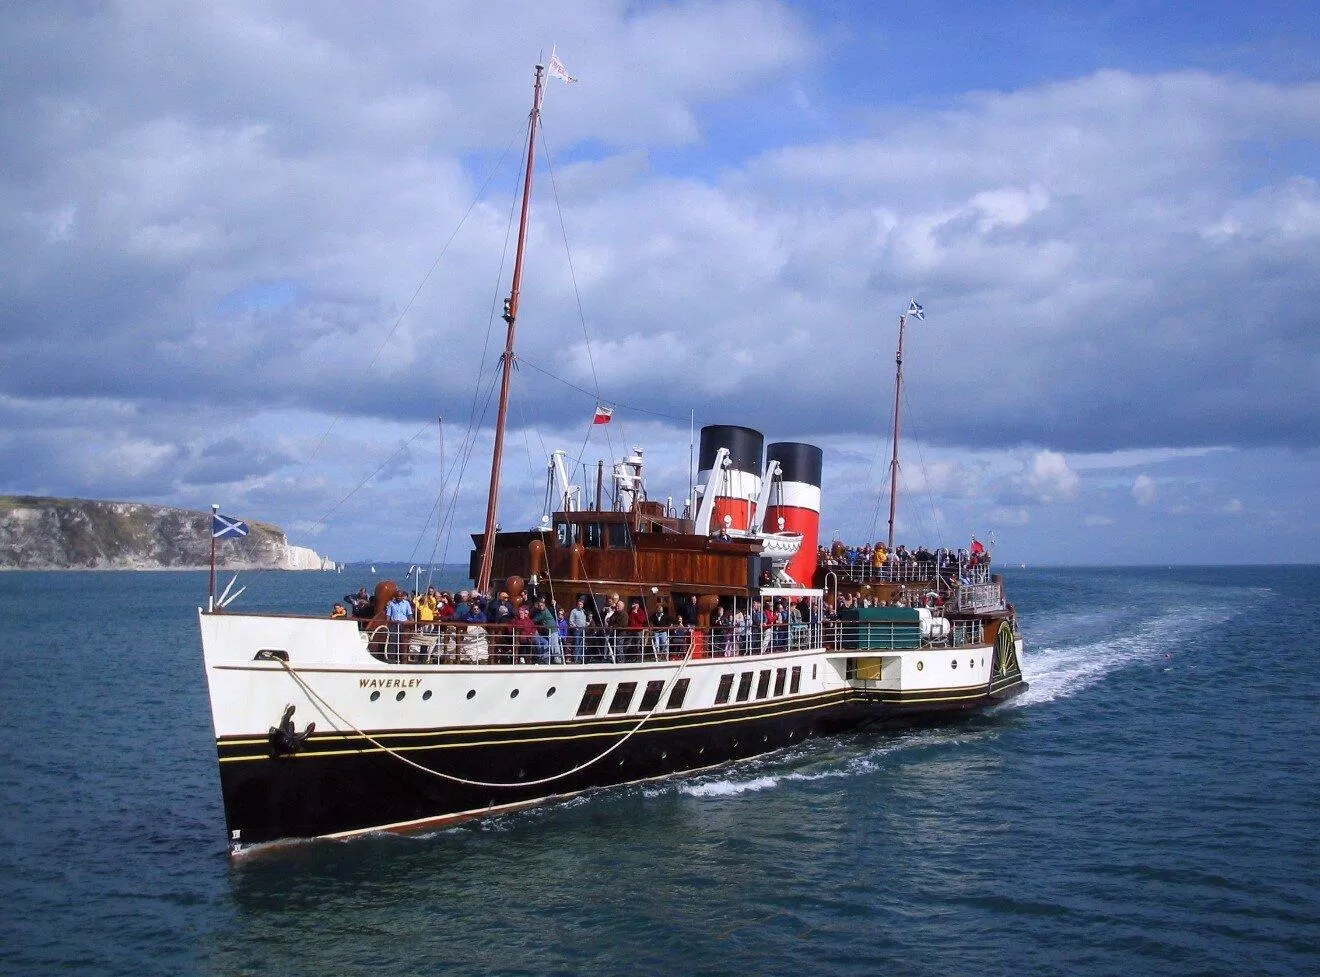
[626,600,648,662]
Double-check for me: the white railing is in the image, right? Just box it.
[949,580,1004,614]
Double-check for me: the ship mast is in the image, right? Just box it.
[476,63,545,595]
[886,312,907,551]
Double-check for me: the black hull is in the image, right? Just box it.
[218,678,1026,852]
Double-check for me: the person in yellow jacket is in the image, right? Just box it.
[415,594,435,624]
[873,544,887,567]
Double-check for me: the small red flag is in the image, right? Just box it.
[593,405,613,425]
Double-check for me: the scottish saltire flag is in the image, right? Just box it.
[907,299,924,321]
[548,48,577,83]
[593,405,614,425]
[212,513,250,539]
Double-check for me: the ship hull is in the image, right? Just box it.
[201,611,1025,853]
[214,674,1026,851]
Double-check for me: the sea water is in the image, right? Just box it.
[1,565,1316,976]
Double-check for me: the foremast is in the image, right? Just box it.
[477,64,546,595]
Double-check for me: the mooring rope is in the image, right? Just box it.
[275,639,698,789]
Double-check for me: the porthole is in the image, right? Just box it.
[952,660,958,669]
[916,661,924,671]
[969,660,974,670]
[546,686,556,697]
[510,689,519,699]
[466,689,476,700]
[422,690,432,701]
[370,691,380,701]
[396,690,405,701]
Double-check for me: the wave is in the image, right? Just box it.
[1011,594,1246,709]
[676,588,1261,803]
[675,728,993,800]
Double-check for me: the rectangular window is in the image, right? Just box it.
[584,523,603,548]
[607,522,631,548]
[735,671,754,703]
[756,670,771,699]
[638,680,665,712]
[790,666,802,694]
[714,674,734,705]
[608,682,637,714]
[577,683,606,717]
[774,668,787,696]
[666,678,690,710]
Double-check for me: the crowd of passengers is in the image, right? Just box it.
[817,537,990,584]
[330,579,971,666]
[332,585,825,666]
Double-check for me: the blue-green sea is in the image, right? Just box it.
[1,565,1317,976]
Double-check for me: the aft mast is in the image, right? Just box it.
[886,300,921,550]
[476,63,546,595]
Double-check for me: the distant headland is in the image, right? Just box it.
[0,495,332,571]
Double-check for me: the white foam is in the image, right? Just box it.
[1010,598,1244,709]
[677,728,992,800]
[683,775,781,798]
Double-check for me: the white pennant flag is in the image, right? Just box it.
[547,47,577,84]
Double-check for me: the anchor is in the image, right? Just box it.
[268,704,316,757]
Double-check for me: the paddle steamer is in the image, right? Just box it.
[198,62,1026,854]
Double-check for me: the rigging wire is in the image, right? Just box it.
[212,126,526,604]
[417,139,531,580]
[514,357,689,422]
[537,123,619,479]
[900,383,948,553]
[294,126,524,495]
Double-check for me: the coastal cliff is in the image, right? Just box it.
[0,496,333,570]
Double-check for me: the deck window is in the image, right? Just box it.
[607,523,631,548]
[608,682,637,714]
[735,671,754,703]
[577,683,606,717]
[638,680,665,712]
[756,670,771,699]
[666,678,690,710]
[789,666,802,694]
[774,668,787,696]
[584,523,603,548]
[714,674,734,705]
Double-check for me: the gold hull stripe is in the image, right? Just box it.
[217,690,856,764]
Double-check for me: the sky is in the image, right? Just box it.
[3,0,1319,567]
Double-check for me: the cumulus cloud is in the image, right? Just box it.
[1017,450,1080,504]
[1132,474,1157,505]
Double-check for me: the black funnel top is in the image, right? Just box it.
[699,425,764,475]
[767,441,823,486]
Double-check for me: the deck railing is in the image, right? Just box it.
[364,620,828,665]
[820,557,993,588]
[361,613,988,665]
